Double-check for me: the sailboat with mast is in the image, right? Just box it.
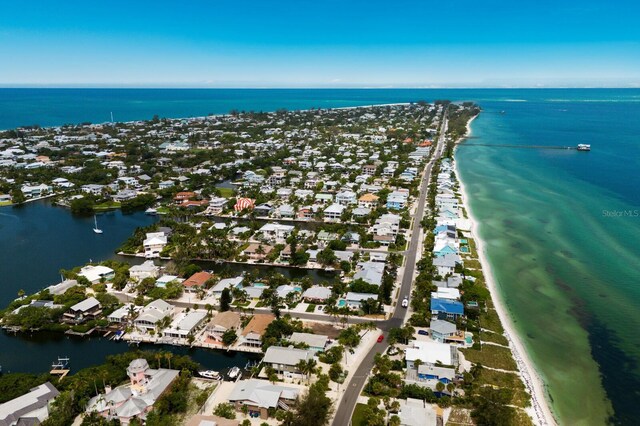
[93,215,103,234]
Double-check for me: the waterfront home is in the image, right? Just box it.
[276,284,300,301]
[143,232,168,259]
[174,191,196,204]
[211,276,244,298]
[243,285,265,300]
[431,288,461,301]
[276,204,295,218]
[314,193,333,204]
[253,203,274,217]
[432,254,461,277]
[112,189,138,202]
[108,304,140,324]
[86,358,179,424]
[182,271,212,293]
[302,285,332,303]
[20,183,52,198]
[297,206,314,220]
[240,314,275,348]
[206,311,242,343]
[81,184,106,195]
[204,197,227,215]
[227,379,299,420]
[429,320,458,343]
[78,265,115,284]
[262,346,316,376]
[62,297,102,324]
[46,279,78,295]
[417,364,456,384]
[405,340,454,368]
[243,243,273,261]
[323,203,345,221]
[288,332,329,353]
[129,261,159,281]
[134,299,174,331]
[0,382,60,426]
[397,398,437,426]
[345,292,378,309]
[163,310,207,339]
[11,299,62,315]
[430,298,464,320]
[258,223,294,242]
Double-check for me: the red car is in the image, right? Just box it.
[377,334,384,343]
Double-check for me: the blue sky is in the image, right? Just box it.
[1,0,639,87]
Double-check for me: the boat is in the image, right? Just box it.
[93,215,103,234]
[577,144,591,151]
[198,370,220,379]
[145,207,157,215]
[112,330,125,341]
[227,366,241,380]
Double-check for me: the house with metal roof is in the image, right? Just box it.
[227,379,299,420]
[262,346,315,375]
[0,382,59,426]
[62,297,102,324]
[288,332,329,353]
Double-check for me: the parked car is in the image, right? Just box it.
[377,334,384,343]
[418,330,429,336]
[401,297,409,308]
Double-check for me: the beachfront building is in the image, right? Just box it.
[430,298,464,320]
[405,340,455,369]
[227,379,299,420]
[0,382,60,425]
[86,359,179,424]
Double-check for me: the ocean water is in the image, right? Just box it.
[0,89,639,424]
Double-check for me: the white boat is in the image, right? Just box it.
[93,215,103,234]
[227,366,241,380]
[198,370,220,379]
[145,207,157,215]
[577,144,591,151]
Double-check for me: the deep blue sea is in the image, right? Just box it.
[0,88,639,424]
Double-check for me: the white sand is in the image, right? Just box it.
[454,117,558,426]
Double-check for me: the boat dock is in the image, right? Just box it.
[50,357,70,380]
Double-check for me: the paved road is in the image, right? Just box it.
[331,111,448,426]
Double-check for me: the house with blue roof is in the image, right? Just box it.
[430,298,464,320]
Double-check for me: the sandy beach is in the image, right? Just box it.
[454,118,558,426]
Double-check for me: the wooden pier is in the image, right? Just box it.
[49,368,70,380]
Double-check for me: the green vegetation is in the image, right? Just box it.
[461,344,518,372]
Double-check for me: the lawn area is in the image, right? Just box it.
[0,201,12,206]
[306,303,316,313]
[461,344,518,372]
[217,187,235,198]
[351,403,368,426]
[463,259,482,270]
[94,201,121,210]
[476,368,531,408]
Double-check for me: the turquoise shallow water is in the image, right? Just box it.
[0,88,639,423]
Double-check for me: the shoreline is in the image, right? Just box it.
[454,118,557,426]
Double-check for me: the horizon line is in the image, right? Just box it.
[1,85,640,90]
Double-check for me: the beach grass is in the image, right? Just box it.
[477,368,531,407]
[480,308,505,334]
[461,344,518,371]
[446,408,474,425]
[480,329,509,346]
[0,201,12,206]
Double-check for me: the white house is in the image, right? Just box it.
[143,232,168,259]
[134,299,174,331]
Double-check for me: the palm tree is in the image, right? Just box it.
[164,352,173,370]
[446,382,455,396]
[155,353,162,369]
[304,359,317,384]
[435,381,445,394]
[413,358,423,371]
[17,289,25,298]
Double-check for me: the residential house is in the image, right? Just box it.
[258,223,294,242]
[405,340,454,369]
[129,261,159,282]
[344,292,378,309]
[397,398,437,426]
[85,359,179,424]
[262,346,316,376]
[243,243,273,261]
[323,203,345,221]
[227,379,299,420]
[143,232,167,259]
[78,265,115,284]
[182,271,212,293]
[240,314,275,348]
[289,332,329,353]
[134,299,174,331]
[0,382,60,426]
[62,297,102,324]
[358,193,379,209]
[211,276,244,298]
[433,254,461,277]
[163,310,207,339]
[336,190,357,206]
[430,298,464,320]
[206,311,242,343]
[302,286,332,303]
